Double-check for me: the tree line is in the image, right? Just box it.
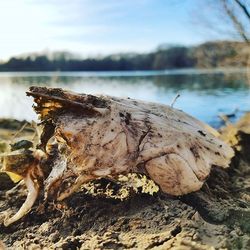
[0,41,248,71]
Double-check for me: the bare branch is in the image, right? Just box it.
[221,0,249,42]
[233,0,250,20]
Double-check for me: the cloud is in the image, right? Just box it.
[0,0,215,59]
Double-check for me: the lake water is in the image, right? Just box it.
[0,68,249,128]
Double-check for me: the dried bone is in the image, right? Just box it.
[1,86,234,226]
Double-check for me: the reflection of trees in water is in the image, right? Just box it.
[152,72,249,92]
[9,76,75,86]
[6,71,250,95]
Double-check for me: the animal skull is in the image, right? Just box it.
[1,86,234,226]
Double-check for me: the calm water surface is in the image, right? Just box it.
[0,68,249,128]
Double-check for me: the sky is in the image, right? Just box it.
[0,0,228,60]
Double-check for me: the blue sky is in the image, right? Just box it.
[0,0,227,60]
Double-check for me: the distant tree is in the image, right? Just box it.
[152,46,195,70]
[33,56,53,71]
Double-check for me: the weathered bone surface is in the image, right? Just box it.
[2,86,234,226]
